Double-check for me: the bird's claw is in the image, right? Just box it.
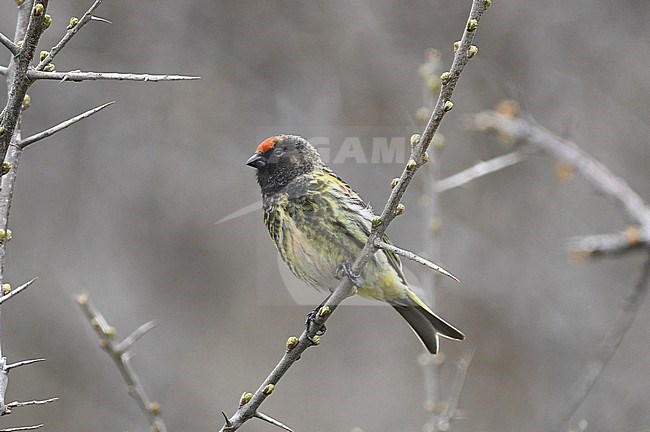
[335,261,361,287]
[305,308,326,343]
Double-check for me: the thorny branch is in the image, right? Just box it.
[27,70,201,83]
[218,1,490,431]
[468,111,650,430]
[17,102,114,148]
[469,111,650,253]
[76,293,165,432]
[0,0,198,429]
[35,0,105,71]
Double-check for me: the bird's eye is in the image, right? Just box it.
[273,148,284,157]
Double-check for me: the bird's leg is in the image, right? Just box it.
[335,261,361,288]
[305,294,332,342]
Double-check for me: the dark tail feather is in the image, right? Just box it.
[393,305,440,354]
[393,305,464,354]
[418,306,465,341]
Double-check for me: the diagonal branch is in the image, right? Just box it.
[0,33,19,57]
[36,0,105,71]
[374,240,460,283]
[435,151,526,193]
[556,252,650,430]
[0,0,50,165]
[0,278,37,305]
[17,102,114,148]
[27,69,201,83]
[76,293,166,432]
[4,358,45,371]
[0,425,43,432]
[254,411,294,432]
[218,1,489,431]
[469,111,650,228]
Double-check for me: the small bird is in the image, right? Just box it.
[246,135,464,354]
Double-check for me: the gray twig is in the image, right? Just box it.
[17,102,114,148]
[114,321,157,353]
[254,411,294,432]
[0,425,43,432]
[374,240,460,283]
[0,66,6,76]
[0,278,37,305]
[468,111,650,428]
[568,228,647,258]
[218,1,489,430]
[28,70,201,82]
[36,0,105,71]
[435,151,525,193]
[0,33,19,56]
[0,0,50,166]
[4,397,58,413]
[4,358,45,371]
[434,347,475,431]
[76,292,166,432]
[468,112,650,229]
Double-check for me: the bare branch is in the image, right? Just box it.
[435,151,526,193]
[375,240,460,283]
[77,293,166,432]
[28,69,201,83]
[0,424,43,432]
[5,358,46,371]
[5,397,58,411]
[90,16,112,25]
[0,66,6,76]
[468,111,650,228]
[0,33,19,57]
[568,227,648,258]
[254,411,294,432]
[434,347,475,430]
[36,0,105,71]
[218,1,489,430]
[0,0,50,165]
[114,320,157,353]
[17,102,115,148]
[557,252,650,430]
[0,278,37,305]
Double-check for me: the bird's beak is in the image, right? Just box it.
[246,153,267,169]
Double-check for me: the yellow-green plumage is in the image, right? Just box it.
[250,134,464,354]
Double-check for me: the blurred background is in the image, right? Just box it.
[1,1,649,431]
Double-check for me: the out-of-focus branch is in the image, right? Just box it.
[568,226,646,258]
[35,0,105,71]
[218,2,490,431]
[468,109,650,429]
[28,70,201,82]
[434,347,475,431]
[17,102,114,148]
[557,252,650,431]
[468,111,650,233]
[435,151,525,193]
[76,292,165,432]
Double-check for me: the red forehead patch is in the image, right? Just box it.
[256,136,278,153]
